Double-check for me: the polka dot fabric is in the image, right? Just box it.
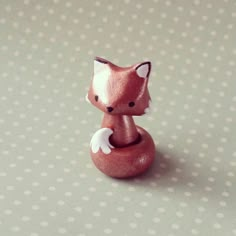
[0,0,236,235]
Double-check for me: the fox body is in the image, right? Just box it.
[88,57,155,178]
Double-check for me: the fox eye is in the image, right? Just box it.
[95,95,99,102]
[128,101,135,107]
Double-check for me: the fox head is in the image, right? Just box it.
[87,57,152,116]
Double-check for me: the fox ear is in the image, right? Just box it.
[94,57,108,74]
[135,62,151,79]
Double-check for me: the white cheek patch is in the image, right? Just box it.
[144,100,152,114]
[85,93,91,104]
[93,67,110,104]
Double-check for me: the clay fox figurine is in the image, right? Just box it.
[87,57,155,178]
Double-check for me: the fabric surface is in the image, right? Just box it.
[0,0,236,235]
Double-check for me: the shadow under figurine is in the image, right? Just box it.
[87,57,155,178]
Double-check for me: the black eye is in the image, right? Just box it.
[128,101,135,107]
[95,95,99,102]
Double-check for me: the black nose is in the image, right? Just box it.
[107,107,113,112]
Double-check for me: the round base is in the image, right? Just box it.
[90,126,155,178]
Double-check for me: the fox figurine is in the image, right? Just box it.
[87,57,155,178]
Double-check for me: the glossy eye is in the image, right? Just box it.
[94,95,99,102]
[128,101,135,107]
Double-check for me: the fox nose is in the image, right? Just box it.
[106,107,114,113]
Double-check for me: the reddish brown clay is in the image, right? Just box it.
[87,57,155,178]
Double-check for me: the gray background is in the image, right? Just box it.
[0,0,235,235]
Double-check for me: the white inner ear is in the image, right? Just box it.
[136,64,149,79]
[94,60,107,74]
